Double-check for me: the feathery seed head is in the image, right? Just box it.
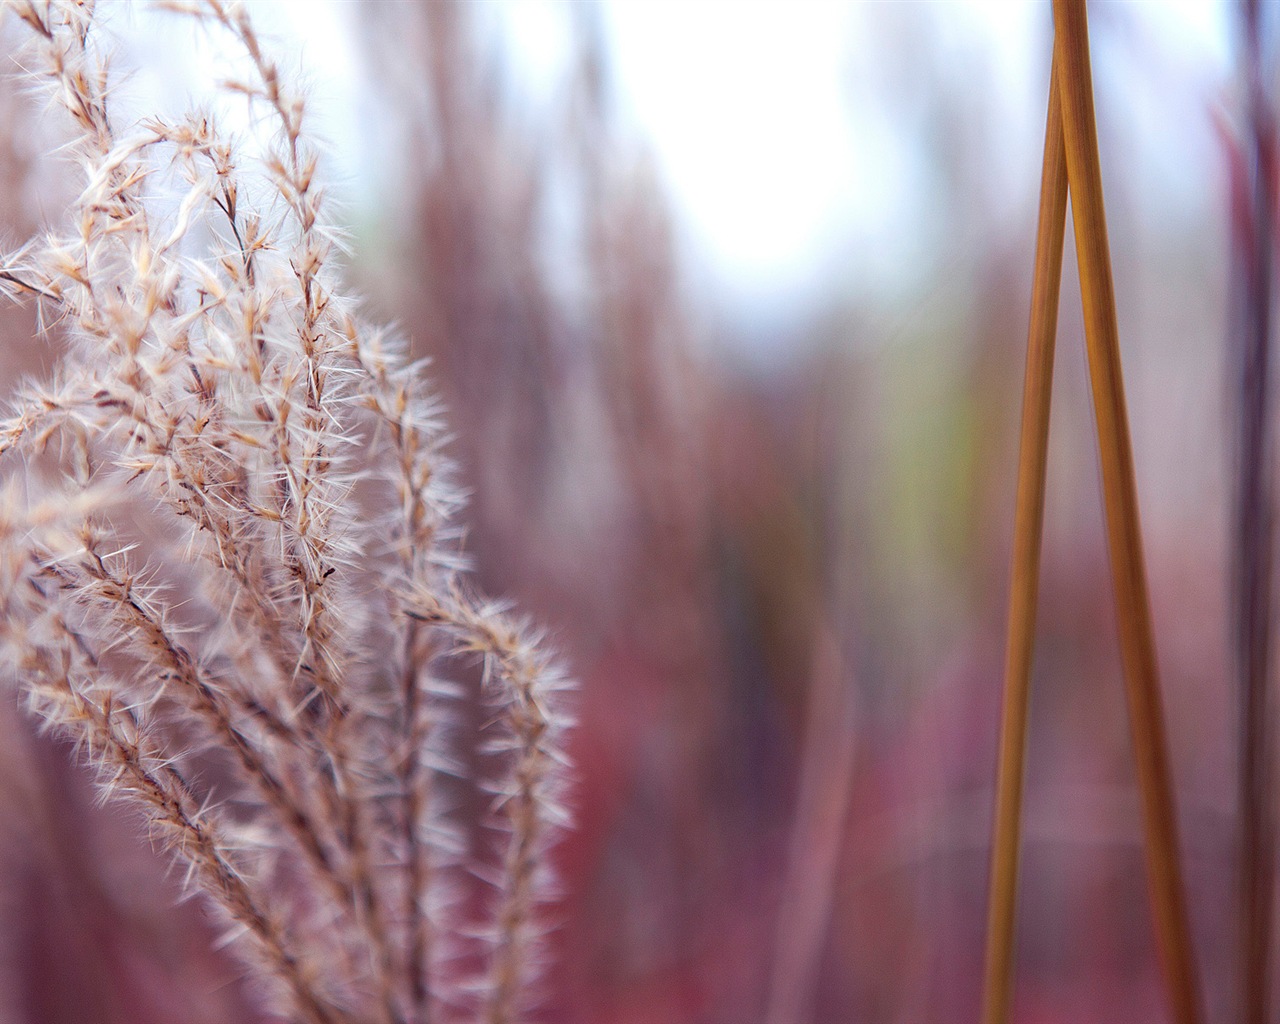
[0,4,573,1023]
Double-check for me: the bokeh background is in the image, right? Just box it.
[0,2,1261,1022]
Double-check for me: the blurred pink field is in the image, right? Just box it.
[0,2,1265,1022]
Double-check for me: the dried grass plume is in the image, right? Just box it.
[0,3,572,1022]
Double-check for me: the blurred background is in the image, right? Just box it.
[0,1,1262,1021]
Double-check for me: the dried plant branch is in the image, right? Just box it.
[407,586,570,1024]
[0,4,573,1023]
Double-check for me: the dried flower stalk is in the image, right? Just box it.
[0,3,572,1023]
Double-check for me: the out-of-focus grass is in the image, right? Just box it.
[0,2,1246,1022]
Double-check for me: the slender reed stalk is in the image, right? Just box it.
[1052,3,1202,1021]
[1232,4,1276,1022]
[980,53,1067,1024]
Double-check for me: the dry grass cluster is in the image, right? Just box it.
[0,3,571,1023]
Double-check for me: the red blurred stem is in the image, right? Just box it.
[1234,3,1275,1023]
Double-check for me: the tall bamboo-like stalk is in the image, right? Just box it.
[980,56,1067,1024]
[1052,3,1202,1021]
[984,6,1204,1021]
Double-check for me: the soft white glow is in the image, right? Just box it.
[103,1,1235,322]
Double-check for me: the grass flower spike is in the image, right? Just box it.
[0,3,572,1022]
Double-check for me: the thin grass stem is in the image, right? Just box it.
[980,50,1068,1024]
[1051,4,1203,1021]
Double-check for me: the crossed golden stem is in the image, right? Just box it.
[980,4,1203,1023]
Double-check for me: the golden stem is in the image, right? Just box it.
[1052,3,1203,1022]
[980,51,1068,1024]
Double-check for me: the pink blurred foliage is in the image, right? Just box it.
[0,1,1258,1021]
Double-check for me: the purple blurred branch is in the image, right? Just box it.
[1233,3,1276,1022]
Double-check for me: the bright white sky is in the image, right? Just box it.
[115,0,1235,327]
[591,0,1231,315]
